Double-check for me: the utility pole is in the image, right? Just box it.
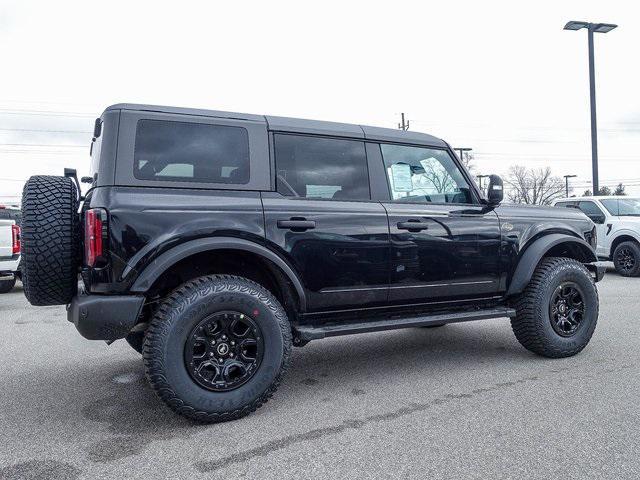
[563,174,577,197]
[398,113,410,131]
[564,20,617,195]
[455,147,472,166]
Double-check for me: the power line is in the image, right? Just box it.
[0,128,91,134]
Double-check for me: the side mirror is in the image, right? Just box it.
[487,174,504,205]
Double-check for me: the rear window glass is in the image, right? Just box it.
[134,120,250,184]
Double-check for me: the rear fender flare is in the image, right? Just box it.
[506,234,597,296]
[130,237,307,311]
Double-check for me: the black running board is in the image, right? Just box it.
[294,307,516,341]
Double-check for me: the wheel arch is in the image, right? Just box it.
[506,233,597,297]
[609,234,640,260]
[130,237,307,312]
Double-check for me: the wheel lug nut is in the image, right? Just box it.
[219,358,223,363]
[230,341,235,346]
[230,353,234,357]
[209,352,214,357]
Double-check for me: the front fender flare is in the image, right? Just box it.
[130,237,307,311]
[506,234,597,297]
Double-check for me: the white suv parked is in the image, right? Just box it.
[0,206,21,293]
[553,196,640,276]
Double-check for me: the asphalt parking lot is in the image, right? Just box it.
[1,266,639,480]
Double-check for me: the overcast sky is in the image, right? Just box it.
[1,0,639,202]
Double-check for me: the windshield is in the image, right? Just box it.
[600,198,640,216]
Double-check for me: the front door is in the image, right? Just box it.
[378,143,501,304]
[263,133,390,312]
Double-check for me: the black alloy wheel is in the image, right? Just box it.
[185,311,264,392]
[615,247,636,273]
[549,282,585,337]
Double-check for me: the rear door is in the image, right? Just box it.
[375,143,501,304]
[262,133,390,312]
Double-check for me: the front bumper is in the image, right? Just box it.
[585,263,606,283]
[67,294,144,341]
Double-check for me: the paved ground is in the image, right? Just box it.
[1,266,639,479]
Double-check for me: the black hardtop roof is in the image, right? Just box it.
[105,103,447,147]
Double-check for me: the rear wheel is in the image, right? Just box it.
[21,176,79,306]
[143,275,292,422]
[0,277,16,294]
[511,257,598,358]
[613,241,640,277]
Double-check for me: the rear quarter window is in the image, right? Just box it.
[134,119,250,184]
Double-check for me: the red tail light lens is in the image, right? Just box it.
[85,208,107,267]
[11,224,20,255]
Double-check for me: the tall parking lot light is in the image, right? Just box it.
[563,21,617,196]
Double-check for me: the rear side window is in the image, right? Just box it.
[274,134,370,201]
[134,120,250,184]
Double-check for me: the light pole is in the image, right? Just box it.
[455,147,472,166]
[563,174,577,197]
[564,20,617,196]
[476,174,490,190]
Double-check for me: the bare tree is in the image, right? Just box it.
[505,165,565,205]
[614,183,627,196]
[460,151,475,173]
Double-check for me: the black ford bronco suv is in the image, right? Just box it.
[21,104,604,422]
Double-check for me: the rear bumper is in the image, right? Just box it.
[67,294,144,341]
[0,255,20,277]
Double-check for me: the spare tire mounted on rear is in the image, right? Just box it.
[21,175,80,306]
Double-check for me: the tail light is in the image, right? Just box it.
[85,208,108,267]
[11,224,20,255]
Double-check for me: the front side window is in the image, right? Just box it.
[134,119,250,184]
[381,144,473,204]
[274,134,370,201]
[602,198,640,216]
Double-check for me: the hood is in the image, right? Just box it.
[495,203,590,221]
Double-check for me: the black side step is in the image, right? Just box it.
[294,307,516,342]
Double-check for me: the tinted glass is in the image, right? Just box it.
[381,144,472,204]
[602,198,640,216]
[600,199,618,215]
[555,201,576,209]
[134,120,250,184]
[578,201,605,218]
[274,134,370,201]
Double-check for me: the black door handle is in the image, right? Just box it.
[277,219,316,231]
[397,220,429,232]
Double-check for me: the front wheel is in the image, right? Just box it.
[511,257,598,358]
[613,241,640,277]
[143,275,292,422]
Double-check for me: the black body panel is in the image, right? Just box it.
[262,192,390,312]
[85,186,266,293]
[384,203,501,304]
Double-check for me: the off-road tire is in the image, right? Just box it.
[511,257,598,358]
[143,275,292,422]
[613,241,640,277]
[125,331,145,354]
[21,176,79,306]
[0,277,16,294]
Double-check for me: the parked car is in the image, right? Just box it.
[553,196,640,276]
[21,104,604,422]
[0,208,21,293]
